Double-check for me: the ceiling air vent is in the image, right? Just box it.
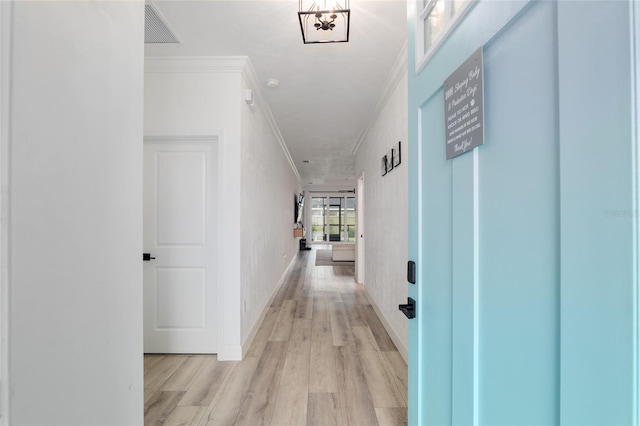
[145,4,180,44]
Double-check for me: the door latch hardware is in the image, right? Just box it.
[399,297,416,319]
[407,261,416,284]
[143,253,156,261]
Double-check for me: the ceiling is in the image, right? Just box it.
[145,0,407,189]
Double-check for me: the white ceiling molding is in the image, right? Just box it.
[143,135,220,142]
[241,58,302,185]
[144,56,249,73]
[142,1,407,184]
[143,55,301,184]
[352,41,408,154]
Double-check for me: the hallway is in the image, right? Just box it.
[144,247,408,425]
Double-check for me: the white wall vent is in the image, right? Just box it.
[145,3,180,44]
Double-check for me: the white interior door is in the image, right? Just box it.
[143,138,218,353]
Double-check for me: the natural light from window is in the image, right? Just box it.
[311,196,356,243]
[416,0,474,72]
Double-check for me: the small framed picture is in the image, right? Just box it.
[392,141,401,167]
[386,149,393,171]
[381,155,388,176]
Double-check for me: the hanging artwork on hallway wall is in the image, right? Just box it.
[381,140,402,177]
[392,141,401,167]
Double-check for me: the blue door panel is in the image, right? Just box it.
[479,2,560,424]
[419,92,453,426]
[451,151,475,426]
[558,1,636,424]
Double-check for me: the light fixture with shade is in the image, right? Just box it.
[298,0,350,44]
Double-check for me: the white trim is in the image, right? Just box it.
[363,286,407,363]
[143,134,220,142]
[630,0,640,423]
[415,0,478,74]
[356,172,365,285]
[143,56,302,187]
[218,345,242,361]
[0,2,11,423]
[144,56,249,73]
[472,147,480,425]
[416,105,424,426]
[352,42,408,154]
[240,59,302,185]
[241,254,298,359]
[0,2,13,426]
[214,129,240,362]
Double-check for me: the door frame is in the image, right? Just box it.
[0,1,10,422]
[633,1,640,418]
[356,172,365,284]
[143,134,223,356]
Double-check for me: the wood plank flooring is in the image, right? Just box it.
[144,246,407,426]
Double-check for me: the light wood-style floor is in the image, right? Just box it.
[144,246,408,425]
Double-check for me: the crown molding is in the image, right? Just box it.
[144,56,249,73]
[143,55,302,185]
[352,41,408,154]
[240,58,302,184]
[143,135,221,142]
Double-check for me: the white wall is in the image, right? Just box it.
[5,1,144,424]
[354,49,408,359]
[240,68,301,345]
[144,58,243,359]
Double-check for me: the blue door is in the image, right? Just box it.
[407,1,639,424]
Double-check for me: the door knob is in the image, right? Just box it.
[143,253,156,261]
[399,297,416,319]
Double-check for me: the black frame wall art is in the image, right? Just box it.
[381,141,402,177]
[392,141,401,167]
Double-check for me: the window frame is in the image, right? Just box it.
[415,0,477,74]
[309,195,356,243]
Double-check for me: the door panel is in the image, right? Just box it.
[478,4,559,423]
[450,151,475,426]
[144,139,218,354]
[156,151,206,246]
[419,92,453,426]
[558,2,637,424]
[156,268,205,328]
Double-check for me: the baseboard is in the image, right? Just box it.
[363,288,408,363]
[241,253,298,358]
[217,345,242,361]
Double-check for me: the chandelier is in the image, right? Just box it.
[298,0,350,44]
